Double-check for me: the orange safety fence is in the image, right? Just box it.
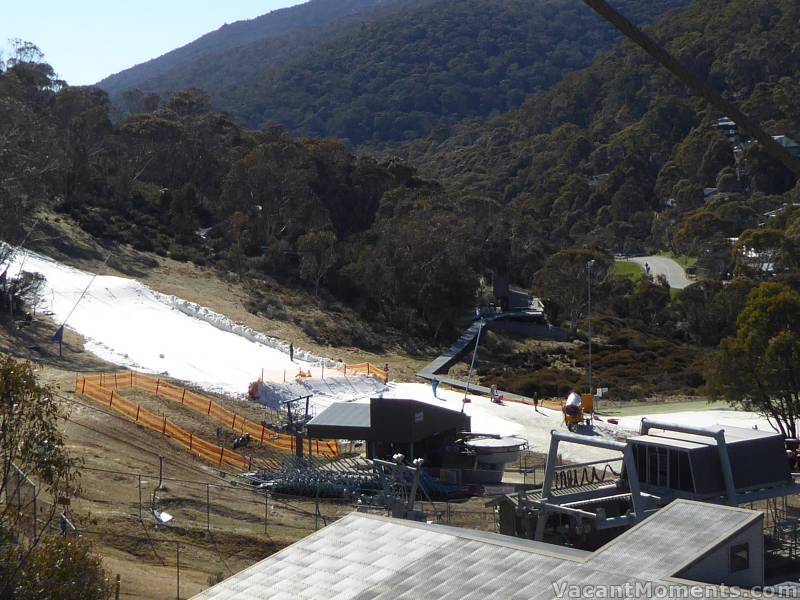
[343,362,388,383]
[75,371,339,458]
[76,378,256,472]
[258,362,388,384]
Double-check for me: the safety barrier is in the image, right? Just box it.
[76,377,254,471]
[258,362,388,385]
[344,362,388,384]
[76,371,338,461]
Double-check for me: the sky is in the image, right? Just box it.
[2,1,304,86]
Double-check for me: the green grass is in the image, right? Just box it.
[658,251,697,269]
[610,260,645,283]
[599,399,732,417]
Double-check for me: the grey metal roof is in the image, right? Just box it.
[630,425,781,450]
[587,500,760,580]
[191,500,760,600]
[307,402,370,429]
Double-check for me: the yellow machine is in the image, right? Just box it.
[563,393,594,431]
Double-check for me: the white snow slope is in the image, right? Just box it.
[7,250,325,395]
[5,249,776,463]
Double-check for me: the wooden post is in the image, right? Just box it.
[207,400,212,415]
[232,414,236,431]
[156,379,160,395]
[130,371,134,387]
[135,405,141,422]
[109,390,114,407]
[219,446,224,465]
[81,377,86,394]
[181,389,186,404]
[260,426,266,445]
[157,456,164,490]
[189,433,193,450]
[162,416,167,435]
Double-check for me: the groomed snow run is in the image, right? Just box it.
[4,248,780,463]
[6,249,325,395]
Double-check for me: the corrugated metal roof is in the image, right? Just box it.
[587,500,760,580]
[191,500,760,599]
[307,402,370,429]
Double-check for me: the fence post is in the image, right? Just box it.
[260,426,266,445]
[32,485,37,539]
[176,542,180,600]
[181,389,186,404]
[367,364,371,376]
[162,416,167,435]
[114,372,118,388]
[130,371,134,387]
[109,390,114,407]
[158,456,165,490]
[156,379,160,396]
[207,400,212,415]
[138,474,143,521]
[206,484,211,533]
[135,405,141,422]
[81,377,86,394]
[219,446,224,465]
[232,414,236,431]
[189,433,193,450]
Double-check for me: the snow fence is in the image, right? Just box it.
[75,371,339,469]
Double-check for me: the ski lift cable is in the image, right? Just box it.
[57,252,112,332]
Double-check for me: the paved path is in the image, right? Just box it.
[626,256,693,289]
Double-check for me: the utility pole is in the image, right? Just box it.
[463,318,485,411]
[587,260,594,396]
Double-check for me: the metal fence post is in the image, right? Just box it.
[264,490,269,535]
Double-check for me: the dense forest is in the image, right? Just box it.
[0,42,485,348]
[4,0,800,400]
[99,0,392,98]
[99,0,690,145]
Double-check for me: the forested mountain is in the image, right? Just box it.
[98,0,690,144]
[396,0,800,276]
[98,0,392,97]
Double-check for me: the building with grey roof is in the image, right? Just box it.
[191,499,765,599]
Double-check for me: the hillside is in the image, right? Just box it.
[97,0,392,97]
[397,0,800,260]
[98,0,690,144]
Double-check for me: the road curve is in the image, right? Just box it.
[626,256,693,289]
